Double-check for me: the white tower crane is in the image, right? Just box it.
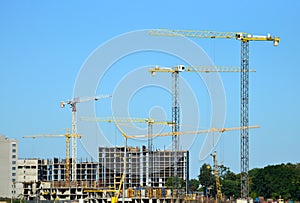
[60,95,111,181]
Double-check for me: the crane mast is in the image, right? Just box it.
[66,134,70,181]
[149,29,279,198]
[71,103,77,182]
[147,119,153,187]
[172,70,180,185]
[211,151,222,202]
[240,40,250,198]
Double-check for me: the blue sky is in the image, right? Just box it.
[0,1,299,178]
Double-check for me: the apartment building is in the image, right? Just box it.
[0,135,18,198]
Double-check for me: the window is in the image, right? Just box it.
[12,173,16,176]
[12,179,16,183]
[12,143,16,147]
[12,161,16,164]
[12,167,16,170]
[12,155,16,159]
[12,149,16,153]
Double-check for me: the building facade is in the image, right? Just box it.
[0,135,18,198]
[98,146,189,189]
[150,150,189,187]
[17,158,52,183]
[98,146,141,188]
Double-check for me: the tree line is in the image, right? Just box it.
[187,163,300,201]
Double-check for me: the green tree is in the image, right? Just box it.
[166,176,186,189]
[221,170,240,198]
[198,163,214,196]
[197,163,300,200]
[250,163,300,200]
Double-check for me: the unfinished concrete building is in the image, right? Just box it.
[19,146,189,202]
[17,159,51,183]
[19,158,98,201]
[149,150,189,187]
[98,146,141,188]
[51,158,98,187]
[98,146,189,189]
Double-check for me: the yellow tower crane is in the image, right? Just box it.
[149,65,255,184]
[149,29,279,198]
[211,151,223,202]
[23,130,81,182]
[114,122,259,196]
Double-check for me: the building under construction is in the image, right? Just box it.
[98,146,189,188]
[20,146,189,202]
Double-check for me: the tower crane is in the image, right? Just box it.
[23,130,81,181]
[60,95,111,181]
[149,65,255,184]
[81,116,174,187]
[211,151,222,202]
[149,29,280,198]
[115,122,259,194]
